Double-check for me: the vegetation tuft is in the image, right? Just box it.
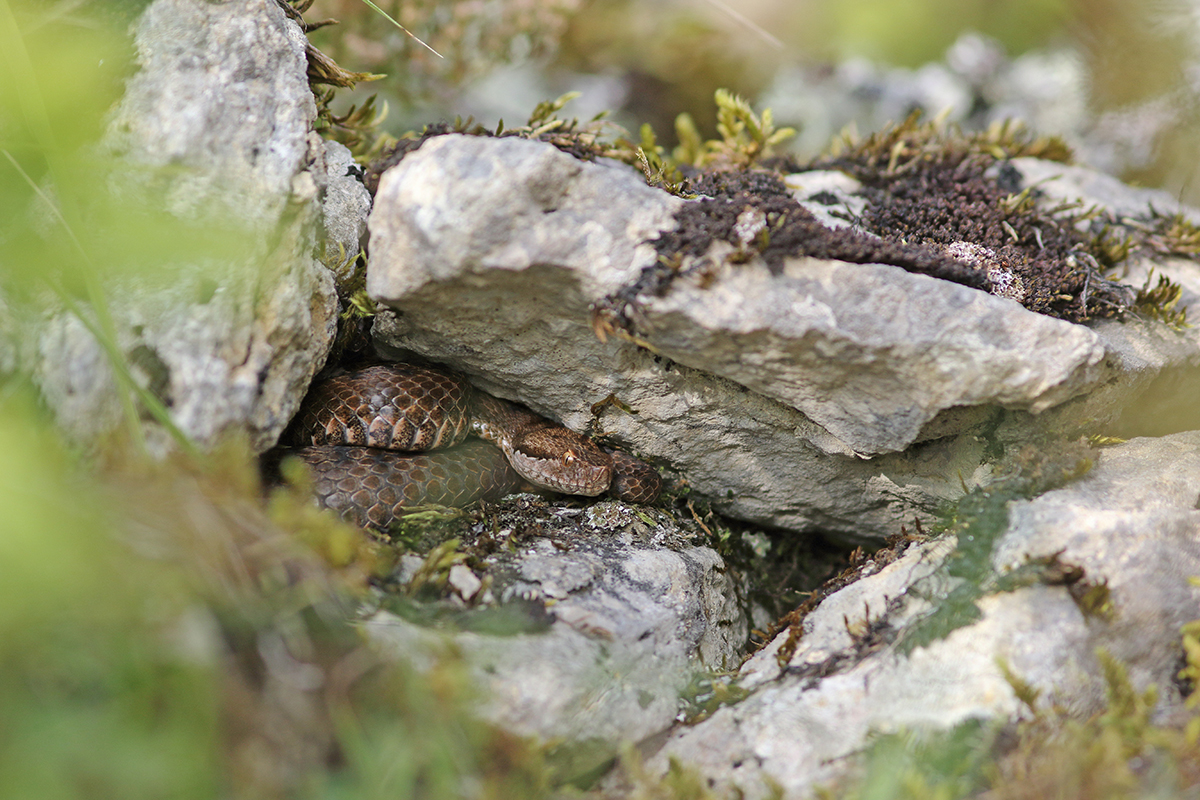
[1134,270,1189,330]
[801,113,1136,322]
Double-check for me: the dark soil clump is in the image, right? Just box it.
[834,150,1133,321]
[603,127,1138,332]
[656,170,988,284]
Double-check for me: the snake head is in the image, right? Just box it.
[507,428,612,496]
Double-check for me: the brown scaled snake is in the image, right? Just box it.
[279,363,662,529]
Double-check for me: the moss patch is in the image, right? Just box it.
[597,113,1147,337]
[363,93,628,195]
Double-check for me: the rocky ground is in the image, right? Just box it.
[9,0,1200,797]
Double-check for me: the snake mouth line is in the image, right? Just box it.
[507,448,610,496]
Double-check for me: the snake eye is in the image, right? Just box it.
[564,449,577,463]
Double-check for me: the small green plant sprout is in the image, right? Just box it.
[693,88,797,169]
[314,91,390,158]
[1090,223,1134,267]
[997,656,1042,714]
[1134,209,1200,256]
[345,287,376,319]
[1134,269,1190,329]
[1086,434,1127,447]
[998,184,1038,216]
[672,111,707,166]
[635,124,691,196]
[508,92,625,162]
[405,538,469,596]
[524,91,584,135]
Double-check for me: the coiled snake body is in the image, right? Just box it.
[282,363,662,529]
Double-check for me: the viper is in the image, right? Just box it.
[277,363,662,529]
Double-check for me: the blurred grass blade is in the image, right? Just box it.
[356,0,443,58]
[2,148,200,457]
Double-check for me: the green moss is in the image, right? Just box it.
[899,447,1096,655]
[1141,211,1200,257]
[1134,270,1190,330]
[634,123,693,197]
[315,90,391,159]
[378,595,554,636]
[677,671,751,725]
[686,89,797,169]
[820,111,1073,171]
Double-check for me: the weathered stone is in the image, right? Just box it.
[633,252,1107,455]
[995,156,1200,443]
[27,0,340,453]
[364,498,747,751]
[635,432,1200,798]
[1009,157,1200,226]
[313,138,371,280]
[366,133,1200,543]
[104,0,314,230]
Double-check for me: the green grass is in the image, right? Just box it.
[0,4,557,798]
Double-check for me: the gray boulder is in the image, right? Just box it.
[25,0,366,453]
[634,432,1200,798]
[366,133,1200,543]
[364,498,747,757]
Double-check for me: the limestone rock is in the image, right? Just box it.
[366,133,1200,542]
[313,138,371,280]
[28,0,340,453]
[104,0,314,230]
[364,498,747,754]
[636,432,1200,798]
[632,253,1108,455]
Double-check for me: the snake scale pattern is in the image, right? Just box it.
[282,363,662,529]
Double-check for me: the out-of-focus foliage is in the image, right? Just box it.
[0,0,253,452]
[0,382,222,799]
[306,0,581,103]
[1134,270,1189,330]
[1067,0,1200,206]
[0,2,558,798]
[554,0,781,151]
[796,0,1069,66]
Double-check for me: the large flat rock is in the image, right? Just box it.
[637,432,1200,798]
[367,134,1200,542]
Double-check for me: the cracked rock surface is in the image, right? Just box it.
[24,0,361,453]
[363,497,747,750]
[631,433,1200,798]
[367,133,1200,543]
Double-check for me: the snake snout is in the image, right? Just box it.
[508,428,612,496]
